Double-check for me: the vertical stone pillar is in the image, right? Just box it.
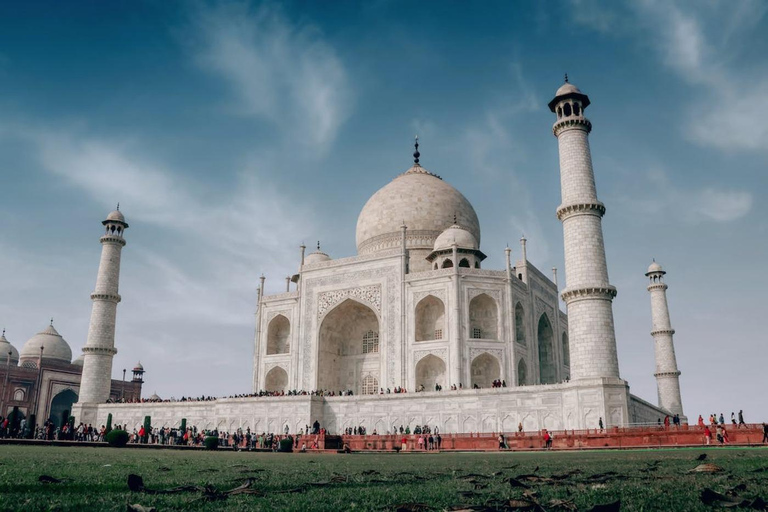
[645,262,684,418]
[550,80,620,381]
[252,275,265,392]
[79,208,128,404]
[451,243,462,387]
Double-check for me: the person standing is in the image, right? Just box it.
[761,423,768,443]
[703,425,712,445]
[718,413,725,425]
[731,412,737,426]
[738,410,746,428]
[697,415,705,427]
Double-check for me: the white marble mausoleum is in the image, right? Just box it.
[73,80,685,434]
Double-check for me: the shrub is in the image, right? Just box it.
[105,429,130,447]
[279,438,293,452]
[204,436,219,450]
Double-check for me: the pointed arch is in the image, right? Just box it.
[415,295,445,341]
[515,302,526,345]
[562,332,570,367]
[265,366,288,392]
[441,259,453,269]
[538,313,556,384]
[470,352,501,388]
[361,375,378,395]
[517,358,527,386]
[415,354,446,391]
[266,314,290,354]
[458,258,470,268]
[318,298,380,393]
[469,293,498,339]
[49,389,78,428]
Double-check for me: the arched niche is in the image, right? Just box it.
[49,389,78,428]
[469,293,498,339]
[517,358,527,386]
[470,353,501,388]
[441,259,453,269]
[265,366,288,392]
[459,258,470,268]
[538,313,556,384]
[562,332,570,368]
[318,299,380,393]
[361,374,378,395]
[515,302,526,345]
[415,295,445,342]
[415,354,446,391]
[266,314,290,355]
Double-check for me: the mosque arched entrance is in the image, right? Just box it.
[415,354,446,391]
[470,353,501,389]
[538,314,556,384]
[49,389,78,428]
[415,295,445,342]
[318,299,380,394]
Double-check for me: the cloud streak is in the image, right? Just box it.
[188,2,353,155]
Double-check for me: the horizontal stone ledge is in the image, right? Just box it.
[99,236,126,246]
[650,329,675,336]
[82,346,118,356]
[556,201,606,221]
[553,118,592,136]
[654,371,681,378]
[561,285,617,302]
[90,293,121,302]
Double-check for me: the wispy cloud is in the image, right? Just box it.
[570,0,768,153]
[187,2,353,155]
[616,167,752,223]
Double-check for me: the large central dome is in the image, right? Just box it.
[356,165,480,263]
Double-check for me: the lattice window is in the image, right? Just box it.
[362,330,379,354]
[434,329,443,340]
[472,328,482,339]
[361,375,378,395]
[21,361,37,369]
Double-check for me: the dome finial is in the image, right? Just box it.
[413,135,420,166]
[317,240,321,251]
[50,317,54,326]
[116,202,120,211]
[453,213,457,224]
[564,73,568,83]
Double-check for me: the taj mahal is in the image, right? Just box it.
[59,79,686,434]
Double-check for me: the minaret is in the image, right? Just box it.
[78,207,128,404]
[645,261,684,418]
[550,77,620,380]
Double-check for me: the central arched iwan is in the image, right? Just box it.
[538,313,556,384]
[267,314,291,354]
[318,299,380,393]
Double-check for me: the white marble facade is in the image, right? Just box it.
[74,80,681,432]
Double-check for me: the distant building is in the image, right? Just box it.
[0,325,143,431]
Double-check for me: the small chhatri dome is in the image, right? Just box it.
[548,76,591,112]
[72,354,85,366]
[149,391,162,401]
[103,205,129,228]
[133,361,144,372]
[434,223,479,251]
[19,322,73,364]
[646,260,665,275]
[303,241,331,265]
[0,329,20,364]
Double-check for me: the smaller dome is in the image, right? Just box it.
[106,209,125,223]
[19,323,73,364]
[0,330,20,365]
[149,392,161,401]
[434,224,478,251]
[646,261,665,274]
[555,82,582,96]
[72,354,85,366]
[133,361,144,372]
[304,243,331,266]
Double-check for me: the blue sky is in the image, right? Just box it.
[0,0,765,421]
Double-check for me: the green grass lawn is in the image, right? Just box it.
[0,446,766,511]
